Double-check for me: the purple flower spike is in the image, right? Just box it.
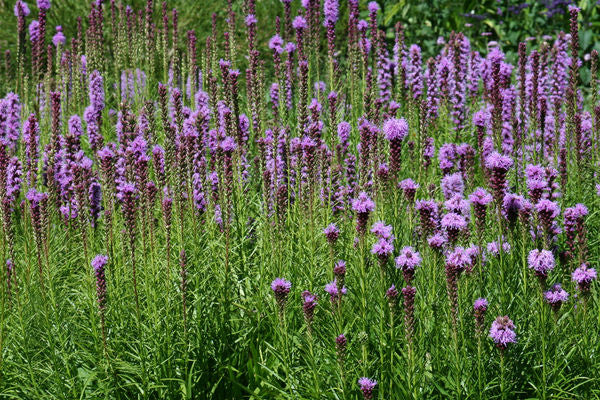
[371,238,394,263]
[37,0,50,10]
[271,278,292,313]
[370,221,393,240]
[489,316,517,349]
[544,284,569,312]
[323,223,340,245]
[572,264,597,293]
[527,249,554,280]
[301,290,318,325]
[358,377,377,400]
[395,246,421,283]
[399,178,419,203]
[352,192,375,236]
[92,255,108,309]
[474,298,488,335]
[325,279,347,303]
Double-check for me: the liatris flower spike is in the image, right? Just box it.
[271,278,291,315]
[358,377,377,400]
[323,223,340,245]
[544,284,569,313]
[572,264,597,293]
[474,298,488,335]
[489,316,517,350]
[395,246,421,283]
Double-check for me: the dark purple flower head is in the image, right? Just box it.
[337,121,351,145]
[446,246,471,272]
[323,223,340,244]
[536,199,560,220]
[472,109,490,127]
[92,254,108,272]
[271,277,292,311]
[527,249,555,278]
[358,377,377,400]
[441,212,467,243]
[486,240,511,257]
[572,264,597,292]
[489,316,517,349]
[220,136,237,153]
[301,290,318,322]
[357,19,368,32]
[544,284,568,311]
[383,117,408,141]
[386,284,399,301]
[28,20,39,43]
[269,34,284,51]
[92,254,108,308]
[428,233,447,250]
[399,179,419,201]
[333,260,346,278]
[26,188,47,204]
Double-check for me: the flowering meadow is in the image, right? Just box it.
[1,0,599,398]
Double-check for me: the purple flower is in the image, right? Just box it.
[292,16,307,30]
[386,284,399,303]
[544,284,569,312]
[489,316,517,349]
[302,290,318,323]
[415,199,438,235]
[383,118,408,141]
[92,254,108,309]
[323,223,340,245]
[469,188,493,206]
[370,221,393,240]
[441,212,467,243]
[325,279,347,302]
[28,20,39,43]
[428,232,447,250]
[527,249,554,279]
[269,34,284,52]
[371,238,394,261]
[367,1,380,13]
[572,264,597,292]
[37,0,50,10]
[399,178,419,203]
[323,0,339,25]
[245,14,257,26]
[52,26,65,47]
[441,173,464,200]
[14,1,30,17]
[395,246,421,283]
[358,377,377,400]
[446,246,472,272]
[271,278,292,312]
[352,192,375,236]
